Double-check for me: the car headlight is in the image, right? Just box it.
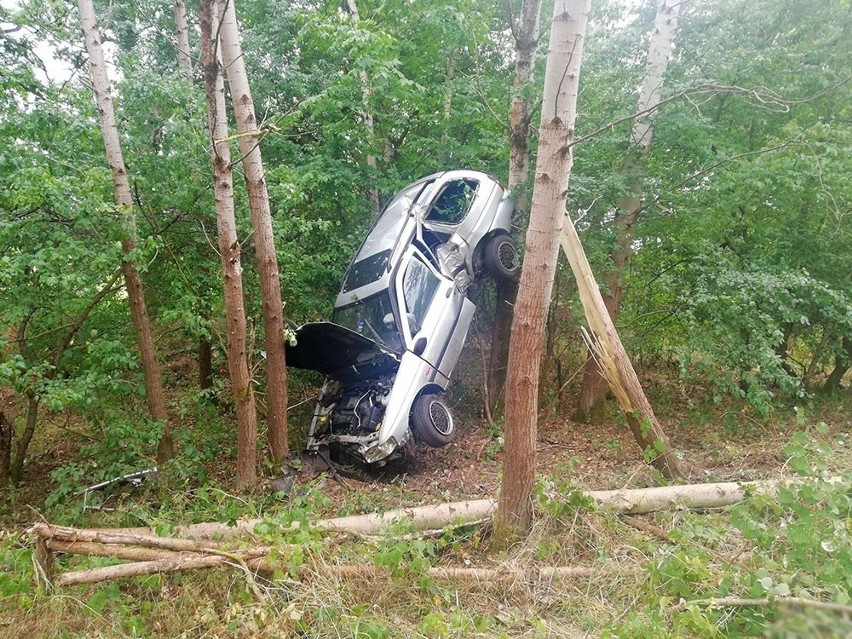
[363,436,397,464]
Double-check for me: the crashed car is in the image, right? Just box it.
[286,170,517,465]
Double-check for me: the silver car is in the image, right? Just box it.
[287,170,517,465]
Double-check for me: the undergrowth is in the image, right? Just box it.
[1,422,850,638]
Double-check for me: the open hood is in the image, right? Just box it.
[286,322,400,380]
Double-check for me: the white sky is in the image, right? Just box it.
[2,0,119,85]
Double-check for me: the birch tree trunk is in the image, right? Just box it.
[487,0,544,413]
[77,0,173,463]
[577,0,680,420]
[494,0,590,545]
[172,0,192,77]
[343,0,380,215]
[217,0,289,464]
[200,0,257,487]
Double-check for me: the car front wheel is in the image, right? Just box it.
[483,234,519,281]
[411,394,455,447]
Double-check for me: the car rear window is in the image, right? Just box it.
[342,249,392,293]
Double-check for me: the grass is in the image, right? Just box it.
[1,390,850,638]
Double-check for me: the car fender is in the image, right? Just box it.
[377,351,448,449]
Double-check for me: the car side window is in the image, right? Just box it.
[402,257,440,335]
[425,179,478,224]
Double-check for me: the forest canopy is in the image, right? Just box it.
[0,0,849,486]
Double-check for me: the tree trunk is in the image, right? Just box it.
[198,337,213,390]
[343,0,380,216]
[200,0,257,488]
[172,0,192,77]
[217,0,288,465]
[824,336,851,391]
[494,0,590,546]
[578,0,680,419]
[440,54,455,158]
[559,217,683,478]
[9,393,38,483]
[77,0,173,463]
[0,411,11,480]
[487,0,544,414]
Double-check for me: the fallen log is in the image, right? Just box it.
[56,554,270,587]
[46,540,186,563]
[28,522,241,553]
[55,554,637,587]
[671,596,852,614]
[133,478,808,540]
[324,563,641,582]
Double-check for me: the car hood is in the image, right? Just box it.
[286,322,400,380]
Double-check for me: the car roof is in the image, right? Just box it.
[335,170,499,307]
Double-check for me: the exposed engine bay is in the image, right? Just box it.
[306,377,411,465]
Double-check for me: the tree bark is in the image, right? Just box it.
[172,0,192,77]
[198,337,213,390]
[343,0,380,216]
[488,0,544,414]
[9,393,38,483]
[217,0,289,465]
[824,336,851,391]
[200,0,257,488]
[560,219,683,478]
[494,0,590,546]
[578,0,680,419]
[0,411,11,480]
[77,0,173,464]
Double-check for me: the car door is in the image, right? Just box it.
[396,247,474,379]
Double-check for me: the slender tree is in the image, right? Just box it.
[200,0,258,487]
[343,0,380,215]
[217,0,289,464]
[494,0,591,545]
[77,0,174,464]
[578,0,681,420]
[172,0,192,77]
[488,0,544,413]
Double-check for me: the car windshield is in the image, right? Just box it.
[333,292,403,353]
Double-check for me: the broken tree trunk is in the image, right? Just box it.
[560,215,683,479]
[578,0,681,420]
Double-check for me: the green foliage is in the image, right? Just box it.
[606,428,852,638]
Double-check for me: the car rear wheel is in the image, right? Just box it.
[411,394,455,447]
[483,234,519,281]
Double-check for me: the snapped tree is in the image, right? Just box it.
[577,0,681,421]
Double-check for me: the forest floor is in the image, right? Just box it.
[1,386,850,638]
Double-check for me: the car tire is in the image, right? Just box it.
[411,394,455,447]
[483,234,519,281]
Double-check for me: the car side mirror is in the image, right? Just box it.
[413,337,427,356]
